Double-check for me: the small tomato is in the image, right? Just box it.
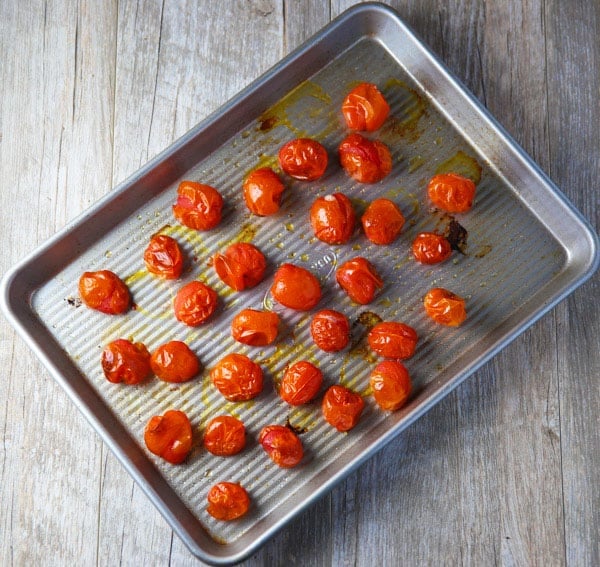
[259,425,303,468]
[143,234,184,279]
[309,193,356,244]
[279,361,323,406]
[335,257,383,305]
[213,242,267,291]
[144,410,192,464]
[271,263,321,311]
[278,138,328,181]
[322,384,364,432]
[310,309,350,353]
[210,353,263,401]
[203,415,246,456]
[150,341,200,383]
[78,270,130,315]
[361,198,405,245]
[101,338,151,385]
[342,82,390,131]
[173,181,223,230]
[173,280,218,326]
[412,232,452,264]
[367,321,418,359]
[206,482,250,521]
[231,309,279,346]
[370,360,412,411]
[338,133,392,183]
[427,173,476,213]
[243,168,285,216]
[423,287,467,327]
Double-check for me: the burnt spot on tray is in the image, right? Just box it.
[65,296,82,308]
[445,218,468,254]
[285,417,309,435]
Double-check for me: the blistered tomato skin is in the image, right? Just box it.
[279,361,323,406]
[203,415,246,456]
[361,198,405,245]
[271,264,321,311]
[309,193,356,244]
[424,287,467,327]
[144,410,192,464]
[310,309,350,353]
[367,322,418,359]
[210,353,263,401]
[427,173,476,213]
[143,234,184,279]
[173,280,218,326]
[213,242,267,292]
[150,341,200,383]
[335,257,383,305]
[231,309,279,346]
[207,482,250,521]
[322,385,365,432]
[173,181,223,230]
[342,82,390,132]
[278,138,328,181]
[370,361,412,411]
[79,270,130,314]
[412,232,452,264]
[338,133,392,184]
[101,339,151,385]
[243,168,285,216]
[259,425,303,468]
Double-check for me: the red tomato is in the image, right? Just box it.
[213,242,266,291]
[412,232,452,264]
[206,482,250,521]
[259,425,303,468]
[271,263,321,311]
[335,257,383,305]
[278,138,328,181]
[310,309,350,352]
[309,193,356,244]
[203,415,246,456]
[150,341,200,383]
[101,339,151,385]
[427,173,476,213]
[78,270,130,314]
[361,198,405,245]
[370,361,412,411]
[243,168,285,216]
[279,361,323,406]
[338,133,392,183]
[143,234,184,279]
[423,288,467,327]
[322,384,364,432]
[342,82,390,131]
[367,321,418,359]
[231,309,279,346]
[173,180,223,230]
[210,353,263,401]
[173,280,218,326]
[144,410,192,464]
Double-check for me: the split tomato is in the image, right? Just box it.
[342,82,390,131]
[231,309,279,346]
[243,167,285,216]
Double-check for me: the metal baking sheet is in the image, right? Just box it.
[2,3,598,565]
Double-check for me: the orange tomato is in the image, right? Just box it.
[206,482,250,521]
[78,270,130,314]
[338,133,392,183]
[143,234,184,279]
[335,257,383,305]
[278,138,328,181]
[309,193,356,244]
[271,263,321,311]
[427,173,476,213]
[210,353,263,401]
[101,339,151,385]
[243,167,285,216]
[361,198,405,245]
[322,384,364,432]
[342,82,390,131]
[423,287,467,327]
[279,361,323,406]
[369,361,412,411]
[259,425,303,468]
[150,341,200,383]
[367,321,418,359]
[173,280,218,326]
[203,415,246,456]
[213,242,266,291]
[231,309,279,346]
[412,232,452,264]
[310,309,350,353]
[144,409,192,464]
[173,180,223,230]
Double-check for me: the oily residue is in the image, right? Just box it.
[381,78,428,141]
[235,223,258,243]
[435,150,482,184]
[475,244,493,258]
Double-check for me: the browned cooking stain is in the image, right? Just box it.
[435,150,482,184]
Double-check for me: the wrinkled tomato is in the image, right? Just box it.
[173,280,218,326]
[322,384,364,432]
[412,232,452,264]
[310,309,350,353]
[231,308,279,346]
[243,167,285,216]
[278,138,328,181]
[173,180,223,230]
[150,340,200,383]
[207,482,250,521]
[309,193,356,244]
[361,198,405,245]
[259,425,303,468]
[423,287,467,327]
[101,338,151,385]
[210,353,263,401]
[79,270,130,315]
[335,257,383,305]
[143,234,184,279]
[342,82,390,132]
[367,321,418,359]
[203,415,246,456]
[144,409,192,464]
[338,133,392,183]
[271,263,321,311]
[213,242,266,291]
[370,360,412,411]
[427,173,476,213]
[279,361,323,406]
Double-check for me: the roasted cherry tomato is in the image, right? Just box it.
[143,234,184,279]
[203,415,246,456]
[150,340,200,383]
[367,321,418,359]
[210,353,263,401]
[322,384,364,432]
[412,232,452,264]
[361,198,405,245]
[243,167,285,216]
[423,287,467,327]
[309,193,356,244]
[78,270,130,314]
[259,425,303,468]
[310,309,350,352]
[207,482,250,521]
[427,173,476,213]
[338,133,392,183]
[144,409,192,464]
[271,263,321,311]
[370,360,412,411]
[213,242,267,291]
[231,309,279,346]
[173,280,218,326]
[173,180,223,230]
[335,257,383,305]
[279,361,323,406]
[278,138,328,181]
[342,82,390,131]
[101,339,151,385]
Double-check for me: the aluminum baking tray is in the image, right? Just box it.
[2,3,598,565]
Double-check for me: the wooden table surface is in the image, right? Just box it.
[1,1,598,565]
